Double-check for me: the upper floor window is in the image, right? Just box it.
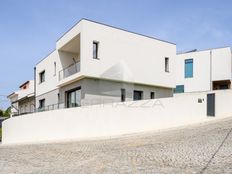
[165,57,169,72]
[185,59,193,78]
[54,62,56,76]
[39,70,45,83]
[93,41,99,59]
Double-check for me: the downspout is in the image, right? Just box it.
[210,50,213,91]
[34,67,36,112]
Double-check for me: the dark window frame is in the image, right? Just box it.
[165,57,170,72]
[93,41,99,59]
[150,92,155,99]
[54,62,56,76]
[65,86,82,108]
[133,90,143,101]
[39,70,45,83]
[121,88,126,102]
[39,99,45,109]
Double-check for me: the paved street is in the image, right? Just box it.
[0,117,232,174]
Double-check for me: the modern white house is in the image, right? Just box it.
[35,19,176,111]
[175,47,232,93]
[7,80,35,116]
[4,19,232,144]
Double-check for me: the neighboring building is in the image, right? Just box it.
[35,19,176,110]
[0,117,7,128]
[175,47,232,93]
[7,80,35,116]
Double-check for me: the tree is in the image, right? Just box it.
[3,107,11,117]
[0,110,3,117]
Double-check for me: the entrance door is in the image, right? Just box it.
[66,87,81,108]
[207,93,215,117]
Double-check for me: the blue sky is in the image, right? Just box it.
[0,0,231,109]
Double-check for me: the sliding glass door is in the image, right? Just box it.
[66,88,81,108]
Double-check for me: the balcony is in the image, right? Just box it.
[59,62,80,81]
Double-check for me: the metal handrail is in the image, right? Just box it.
[36,103,65,112]
[59,62,80,81]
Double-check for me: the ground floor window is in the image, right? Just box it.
[66,87,81,108]
[150,92,155,99]
[121,88,126,102]
[174,85,184,93]
[39,99,45,110]
[133,90,143,101]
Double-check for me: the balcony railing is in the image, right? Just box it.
[59,62,80,81]
[36,103,65,113]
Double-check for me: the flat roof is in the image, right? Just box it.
[57,18,176,45]
[177,46,231,55]
[36,19,176,66]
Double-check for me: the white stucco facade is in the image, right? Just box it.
[3,89,232,144]
[175,47,232,93]
[35,19,176,110]
[4,19,232,145]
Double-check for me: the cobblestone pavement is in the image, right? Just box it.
[1,118,232,174]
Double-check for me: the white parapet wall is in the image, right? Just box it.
[2,90,232,144]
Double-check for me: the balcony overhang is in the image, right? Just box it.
[58,34,80,54]
[58,72,84,87]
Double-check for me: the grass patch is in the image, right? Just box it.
[0,127,2,142]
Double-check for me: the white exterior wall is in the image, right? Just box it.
[176,47,232,92]
[212,48,232,81]
[3,90,232,144]
[36,19,176,108]
[80,20,176,88]
[56,20,176,89]
[36,51,61,97]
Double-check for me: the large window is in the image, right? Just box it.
[133,90,143,101]
[174,85,185,93]
[66,87,81,108]
[165,57,169,72]
[185,59,193,78]
[93,41,99,59]
[39,70,45,83]
[121,89,126,102]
